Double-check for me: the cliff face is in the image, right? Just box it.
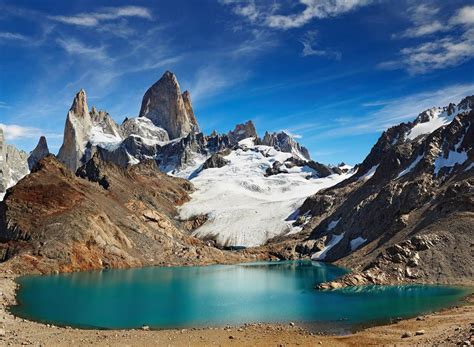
[0,156,242,273]
[139,71,200,139]
[285,99,474,287]
[57,90,93,172]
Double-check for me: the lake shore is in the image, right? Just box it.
[1,267,473,346]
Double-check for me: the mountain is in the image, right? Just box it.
[28,136,50,170]
[139,71,200,139]
[0,128,29,201]
[0,155,247,272]
[270,96,473,287]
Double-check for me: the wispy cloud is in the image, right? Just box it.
[49,6,152,27]
[316,83,474,138]
[300,30,341,59]
[0,123,62,141]
[393,4,447,39]
[266,0,373,29]
[383,5,474,74]
[56,38,109,62]
[0,31,29,42]
[221,0,373,30]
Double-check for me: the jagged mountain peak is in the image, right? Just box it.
[70,89,89,117]
[28,136,50,170]
[139,71,200,139]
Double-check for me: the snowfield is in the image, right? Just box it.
[177,138,353,247]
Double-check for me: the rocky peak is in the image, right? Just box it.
[28,136,50,170]
[71,89,89,118]
[261,131,311,160]
[139,71,200,139]
[57,89,93,172]
[228,120,258,144]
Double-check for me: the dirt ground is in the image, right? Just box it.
[1,270,473,347]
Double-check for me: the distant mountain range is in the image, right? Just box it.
[0,72,472,287]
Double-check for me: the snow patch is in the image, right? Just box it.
[358,164,379,181]
[327,218,340,231]
[396,154,423,179]
[311,233,345,261]
[350,236,367,251]
[434,150,468,176]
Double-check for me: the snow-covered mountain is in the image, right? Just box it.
[178,138,352,247]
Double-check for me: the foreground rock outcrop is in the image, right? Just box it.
[0,155,247,273]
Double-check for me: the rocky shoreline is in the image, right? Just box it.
[1,262,473,347]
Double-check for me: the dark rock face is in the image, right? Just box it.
[202,153,230,170]
[296,102,473,287]
[28,136,50,170]
[261,131,311,160]
[76,153,110,190]
[139,71,200,139]
[228,121,257,144]
[265,156,340,178]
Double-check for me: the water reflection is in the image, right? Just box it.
[12,261,469,330]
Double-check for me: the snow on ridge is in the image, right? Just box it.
[311,233,345,261]
[178,141,353,248]
[357,164,379,181]
[396,154,423,179]
[407,104,471,141]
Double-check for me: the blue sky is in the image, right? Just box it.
[0,0,473,164]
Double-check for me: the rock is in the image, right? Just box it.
[141,325,149,331]
[0,128,29,199]
[401,332,412,338]
[58,89,93,171]
[201,153,229,170]
[261,131,311,160]
[139,71,199,139]
[415,330,425,336]
[289,322,295,327]
[120,117,169,142]
[228,121,257,144]
[28,136,50,170]
[0,328,5,336]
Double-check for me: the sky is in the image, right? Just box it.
[0,0,473,165]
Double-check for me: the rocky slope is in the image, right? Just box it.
[277,96,474,287]
[0,155,249,273]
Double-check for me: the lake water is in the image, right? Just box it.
[11,261,469,330]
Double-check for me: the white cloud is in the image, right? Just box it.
[0,31,29,41]
[300,30,341,59]
[56,38,109,61]
[0,123,61,141]
[450,5,474,25]
[221,0,372,30]
[265,0,373,29]
[394,4,446,39]
[49,6,151,27]
[384,4,474,74]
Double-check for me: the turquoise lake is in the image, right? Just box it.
[11,261,469,330]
